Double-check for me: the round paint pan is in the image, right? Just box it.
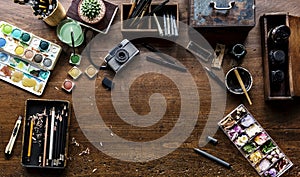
[2,24,13,35]
[20,32,31,43]
[42,58,52,68]
[24,50,35,60]
[11,28,22,39]
[33,54,43,63]
[0,37,7,48]
[15,45,25,56]
[0,52,9,62]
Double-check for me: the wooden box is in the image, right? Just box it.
[121,3,179,34]
[21,99,71,168]
[261,12,300,100]
[189,0,256,45]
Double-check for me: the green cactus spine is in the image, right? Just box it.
[81,0,101,20]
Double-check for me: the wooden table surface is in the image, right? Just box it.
[1,0,300,176]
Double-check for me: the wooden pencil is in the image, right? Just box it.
[27,118,34,161]
[42,116,48,167]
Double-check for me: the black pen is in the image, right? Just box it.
[5,116,22,159]
[142,43,175,64]
[204,67,226,89]
[146,56,186,72]
[193,148,232,169]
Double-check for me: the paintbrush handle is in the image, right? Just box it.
[127,0,137,19]
[71,31,75,55]
[234,68,252,105]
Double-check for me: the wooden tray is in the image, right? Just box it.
[260,12,300,100]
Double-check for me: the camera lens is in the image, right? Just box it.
[115,49,129,63]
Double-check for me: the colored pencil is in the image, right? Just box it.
[27,118,34,161]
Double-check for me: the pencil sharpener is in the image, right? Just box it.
[225,67,253,94]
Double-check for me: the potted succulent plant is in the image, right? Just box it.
[78,0,106,24]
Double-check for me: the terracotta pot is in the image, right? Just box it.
[78,0,106,24]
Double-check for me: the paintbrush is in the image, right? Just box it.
[147,0,169,16]
[70,28,76,56]
[130,0,149,18]
[136,1,151,28]
[234,68,252,105]
[127,0,137,19]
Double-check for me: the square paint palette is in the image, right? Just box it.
[218,104,293,177]
[0,51,50,96]
[0,21,62,70]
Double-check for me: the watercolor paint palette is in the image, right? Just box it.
[0,51,50,96]
[218,104,293,177]
[0,21,62,70]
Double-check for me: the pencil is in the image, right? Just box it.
[49,107,55,160]
[42,116,48,167]
[233,68,252,105]
[27,118,34,161]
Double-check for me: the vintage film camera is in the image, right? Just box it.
[104,39,139,73]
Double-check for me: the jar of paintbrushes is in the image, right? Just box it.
[14,0,66,27]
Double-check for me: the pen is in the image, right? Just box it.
[204,66,226,89]
[193,148,232,169]
[142,43,175,64]
[146,56,187,72]
[5,116,22,159]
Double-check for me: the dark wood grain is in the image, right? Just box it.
[0,0,300,176]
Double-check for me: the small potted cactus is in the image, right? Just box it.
[78,0,106,24]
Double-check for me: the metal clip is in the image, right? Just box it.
[210,1,235,10]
